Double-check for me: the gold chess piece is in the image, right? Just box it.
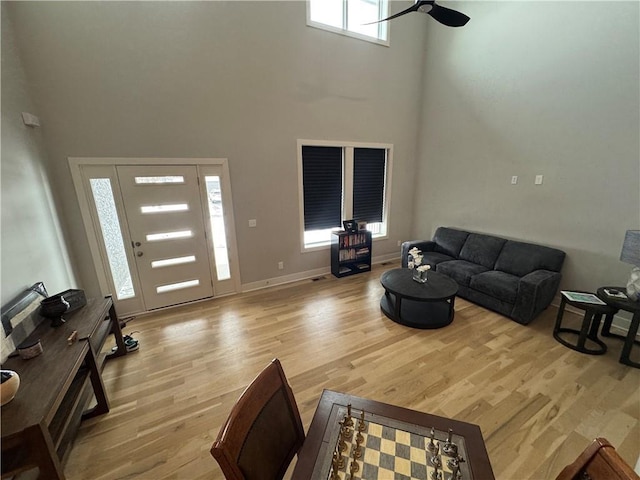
[330,451,341,480]
[349,458,360,475]
[334,446,346,469]
[341,419,353,441]
[345,404,354,427]
[357,411,366,432]
[353,444,362,459]
[337,424,347,453]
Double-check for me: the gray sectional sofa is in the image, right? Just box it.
[401,227,566,325]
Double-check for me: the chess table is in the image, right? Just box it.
[292,390,494,480]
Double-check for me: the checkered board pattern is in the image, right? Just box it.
[328,416,470,480]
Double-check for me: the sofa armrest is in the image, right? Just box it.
[512,270,562,324]
[400,240,437,268]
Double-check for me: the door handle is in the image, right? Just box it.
[136,251,144,257]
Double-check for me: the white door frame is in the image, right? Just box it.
[69,157,241,315]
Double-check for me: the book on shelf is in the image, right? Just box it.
[561,291,606,305]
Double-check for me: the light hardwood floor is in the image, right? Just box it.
[65,263,640,479]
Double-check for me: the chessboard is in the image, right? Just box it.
[325,406,471,480]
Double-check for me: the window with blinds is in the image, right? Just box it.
[353,148,386,224]
[298,141,391,249]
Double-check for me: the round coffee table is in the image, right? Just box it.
[379,268,458,329]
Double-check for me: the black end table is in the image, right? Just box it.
[380,268,458,329]
[597,286,640,368]
[553,291,617,355]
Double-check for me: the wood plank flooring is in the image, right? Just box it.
[65,263,640,479]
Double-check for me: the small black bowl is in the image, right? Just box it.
[40,295,70,327]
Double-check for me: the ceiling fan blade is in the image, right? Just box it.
[427,3,470,27]
[363,3,422,25]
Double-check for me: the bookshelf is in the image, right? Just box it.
[331,230,372,278]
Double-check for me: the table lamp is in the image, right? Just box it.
[620,230,640,301]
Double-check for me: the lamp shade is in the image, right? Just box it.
[620,230,640,266]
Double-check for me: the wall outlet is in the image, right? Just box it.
[511,176,518,185]
[278,261,284,270]
[535,175,544,185]
[397,240,402,246]
[248,219,257,227]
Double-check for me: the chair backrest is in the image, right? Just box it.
[211,358,305,480]
[555,437,640,480]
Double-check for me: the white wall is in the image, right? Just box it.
[4,1,426,297]
[415,1,640,292]
[1,4,75,304]
[1,4,76,359]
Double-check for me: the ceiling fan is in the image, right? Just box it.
[367,0,470,28]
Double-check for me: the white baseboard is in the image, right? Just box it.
[240,254,401,293]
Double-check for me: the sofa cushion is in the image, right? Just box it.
[458,233,507,269]
[422,252,455,267]
[494,241,566,277]
[470,271,519,304]
[436,260,488,287]
[433,227,469,258]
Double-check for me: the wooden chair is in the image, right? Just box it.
[555,437,640,480]
[211,358,305,480]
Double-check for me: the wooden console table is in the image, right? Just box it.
[1,296,126,479]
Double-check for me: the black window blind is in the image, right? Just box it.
[302,146,343,230]
[353,148,386,223]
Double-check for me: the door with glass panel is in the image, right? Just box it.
[116,165,213,310]
[79,162,236,314]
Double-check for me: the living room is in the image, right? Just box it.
[1,1,639,478]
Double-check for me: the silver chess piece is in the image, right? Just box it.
[442,428,458,456]
[427,427,438,454]
[429,443,442,469]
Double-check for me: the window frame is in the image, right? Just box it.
[306,0,390,47]
[297,139,393,252]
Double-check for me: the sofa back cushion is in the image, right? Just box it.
[494,240,566,277]
[459,233,507,269]
[433,227,470,258]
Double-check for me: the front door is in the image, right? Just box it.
[116,165,214,310]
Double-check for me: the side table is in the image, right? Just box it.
[553,291,617,355]
[597,286,640,368]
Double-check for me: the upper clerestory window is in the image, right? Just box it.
[307,0,389,46]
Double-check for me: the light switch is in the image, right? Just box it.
[511,176,518,185]
[535,175,543,185]
[248,219,257,227]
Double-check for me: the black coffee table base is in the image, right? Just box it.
[380,292,455,329]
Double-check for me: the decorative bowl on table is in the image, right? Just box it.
[40,295,70,327]
[1,370,20,406]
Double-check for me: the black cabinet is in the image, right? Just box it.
[331,230,372,278]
